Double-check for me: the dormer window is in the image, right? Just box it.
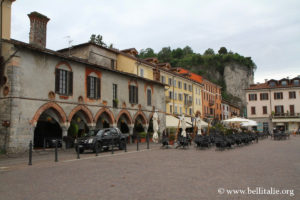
[281,81,287,86]
[269,81,276,87]
[293,80,299,86]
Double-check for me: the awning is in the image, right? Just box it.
[166,115,208,128]
[272,118,300,123]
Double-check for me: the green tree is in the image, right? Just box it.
[218,47,228,55]
[182,46,193,56]
[158,47,172,62]
[203,48,215,55]
[139,48,157,59]
[89,34,107,47]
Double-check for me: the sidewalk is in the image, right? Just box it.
[0,142,162,170]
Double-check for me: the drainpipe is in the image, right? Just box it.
[0,0,4,85]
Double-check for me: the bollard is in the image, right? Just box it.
[95,143,98,156]
[111,137,114,154]
[147,133,149,149]
[137,135,139,151]
[43,138,46,150]
[76,144,80,159]
[55,139,58,162]
[28,140,32,166]
[125,137,127,152]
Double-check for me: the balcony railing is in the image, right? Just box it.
[184,100,192,107]
[209,100,215,106]
[165,96,172,103]
[272,112,300,118]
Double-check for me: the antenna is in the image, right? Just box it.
[64,36,73,56]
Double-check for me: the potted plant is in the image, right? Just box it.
[138,132,147,143]
[169,132,175,145]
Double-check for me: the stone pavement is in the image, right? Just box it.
[0,137,299,200]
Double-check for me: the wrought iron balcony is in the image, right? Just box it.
[184,100,192,107]
[165,96,172,103]
[271,112,300,118]
[209,100,215,106]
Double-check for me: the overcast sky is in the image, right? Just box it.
[11,0,300,83]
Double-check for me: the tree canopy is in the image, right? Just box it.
[90,34,107,47]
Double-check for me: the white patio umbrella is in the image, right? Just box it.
[222,117,250,123]
[241,120,258,127]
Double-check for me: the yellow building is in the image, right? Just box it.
[115,53,203,117]
[116,48,154,80]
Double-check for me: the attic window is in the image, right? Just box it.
[293,80,299,86]
[269,82,276,87]
[281,81,287,86]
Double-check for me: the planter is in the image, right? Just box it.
[169,140,174,145]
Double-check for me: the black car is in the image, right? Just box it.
[45,137,62,148]
[75,128,128,153]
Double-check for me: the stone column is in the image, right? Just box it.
[129,124,134,144]
[143,124,149,133]
[111,123,117,128]
[61,124,69,150]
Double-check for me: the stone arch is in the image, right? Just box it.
[133,110,148,125]
[94,107,115,124]
[31,102,67,126]
[116,109,133,125]
[68,105,93,124]
[55,61,72,71]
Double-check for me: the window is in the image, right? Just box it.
[178,93,183,101]
[293,80,299,86]
[174,92,177,100]
[263,106,267,114]
[275,105,284,115]
[174,105,178,114]
[129,85,138,104]
[269,81,276,87]
[55,68,73,96]
[161,76,165,84]
[251,107,256,115]
[140,68,144,77]
[189,108,192,115]
[113,84,117,100]
[170,105,173,113]
[111,59,115,69]
[87,76,100,99]
[147,89,151,106]
[168,78,172,86]
[180,107,182,114]
[260,93,268,100]
[249,94,257,101]
[178,81,182,89]
[274,92,283,100]
[188,85,192,92]
[281,81,287,86]
[289,91,296,99]
[184,83,187,90]
[290,105,295,115]
[169,91,173,99]
[173,80,177,88]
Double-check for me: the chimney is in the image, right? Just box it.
[28,11,50,48]
[264,79,268,83]
[1,0,15,40]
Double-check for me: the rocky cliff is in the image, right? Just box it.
[223,63,254,107]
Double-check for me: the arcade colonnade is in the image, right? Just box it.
[31,102,153,148]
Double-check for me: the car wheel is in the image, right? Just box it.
[75,146,84,154]
[93,142,102,153]
[119,140,126,150]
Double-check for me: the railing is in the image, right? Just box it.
[271,113,300,118]
[209,100,215,106]
[165,96,171,103]
[184,100,192,107]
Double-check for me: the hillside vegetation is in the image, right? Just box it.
[138,46,256,101]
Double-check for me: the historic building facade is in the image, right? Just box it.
[0,8,166,153]
[245,78,300,132]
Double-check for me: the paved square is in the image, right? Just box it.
[0,137,299,200]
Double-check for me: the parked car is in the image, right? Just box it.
[74,128,128,154]
[45,137,62,148]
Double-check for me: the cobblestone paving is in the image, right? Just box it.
[0,137,299,200]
